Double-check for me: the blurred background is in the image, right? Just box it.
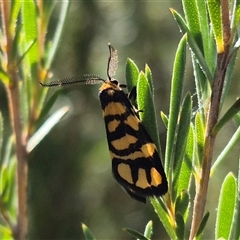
[1,1,240,239]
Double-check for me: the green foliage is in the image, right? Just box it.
[215,173,237,239]
[82,223,97,240]
[120,1,240,239]
[120,221,154,240]
[1,0,240,239]
[164,35,187,176]
[0,1,70,239]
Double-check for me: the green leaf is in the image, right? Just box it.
[194,112,205,167]
[26,106,69,152]
[10,15,21,63]
[165,34,186,177]
[2,136,14,167]
[235,112,240,125]
[195,211,210,240]
[183,0,215,73]
[215,173,237,240]
[220,33,238,107]
[0,224,12,239]
[3,160,16,212]
[0,165,9,204]
[125,58,139,93]
[123,228,149,240]
[0,158,16,211]
[171,8,213,82]
[192,56,212,115]
[0,112,3,166]
[17,39,37,66]
[175,212,185,240]
[150,197,176,240]
[21,0,39,125]
[22,0,38,76]
[144,64,153,93]
[195,1,211,61]
[44,1,70,70]
[232,158,240,239]
[211,127,240,175]
[9,1,21,32]
[207,0,223,53]
[231,0,240,32]
[213,98,240,136]
[35,88,62,128]
[82,223,97,240]
[182,0,202,50]
[172,93,192,200]
[160,111,168,129]
[137,72,161,154]
[177,124,194,197]
[175,190,190,220]
[0,69,11,85]
[143,221,153,239]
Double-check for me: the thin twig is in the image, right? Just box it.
[1,1,28,239]
[189,1,231,237]
[189,52,229,239]
[6,81,28,240]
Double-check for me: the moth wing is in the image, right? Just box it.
[101,90,168,202]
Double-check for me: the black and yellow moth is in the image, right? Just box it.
[40,44,168,203]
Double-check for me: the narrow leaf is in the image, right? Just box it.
[171,8,213,82]
[22,0,38,73]
[207,0,223,53]
[231,157,240,239]
[137,72,160,153]
[215,173,237,240]
[150,197,177,239]
[0,69,11,85]
[144,64,153,93]
[82,223,96,240]
[172,93,192,201]
[0,165,9,204]
[211,126,240,175]
[26,106,69,152]
[144,221,153,239]
[182,0,202,49]
[0,112,3,166]
[125,58,139,93]
[175,212,185,240]
[231,0,240,32]
[194,112,205,167]
[222,61,238,110]
[35,88,62,128]
[175,190,190,220]
[213,98,240,136]
[123,228,149,240]
[195,1,211,63]
[177,124,194,197]
[160,111,168,129]
[44,1,70,69]
[165,34,186,176]
[0,224,12,238]
[195,211,210,240]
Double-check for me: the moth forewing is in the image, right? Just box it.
[99,78,168,203]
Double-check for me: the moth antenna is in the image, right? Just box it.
[40,74,105,87]
[107,43,118,80]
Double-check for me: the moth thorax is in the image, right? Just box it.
[107,88,116,96]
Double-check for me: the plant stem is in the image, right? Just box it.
[189,2,232,238]
[1,1,28,238]
[189,49,230,240]
[6,80,28,240]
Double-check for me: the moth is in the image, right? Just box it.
[40,43,168,203]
